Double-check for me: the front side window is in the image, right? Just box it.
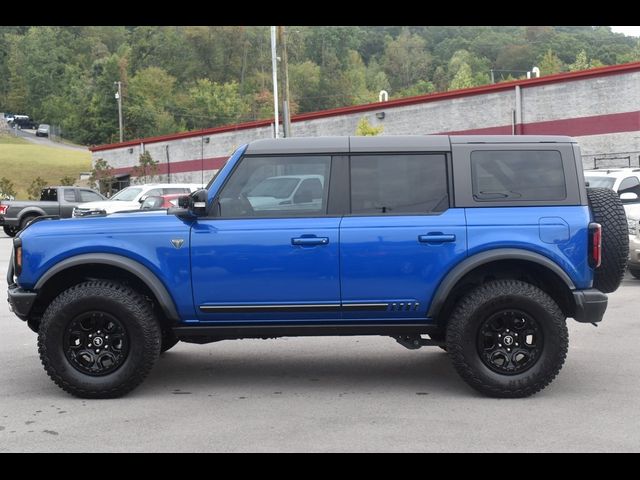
[471,150,566,202]
[110,187,143,201]
[217,155,331,218]
[350,154,448,214]
[79,190,103,202]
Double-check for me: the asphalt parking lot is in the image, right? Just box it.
[1,235,639,452]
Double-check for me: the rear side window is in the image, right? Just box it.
[350,154,448,214]
[63,189,76,202]
[471,150,566,202]
[40,188,58,202]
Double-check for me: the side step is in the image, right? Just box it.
[173,323,439,343]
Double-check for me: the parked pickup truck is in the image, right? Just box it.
[0,186,107,237]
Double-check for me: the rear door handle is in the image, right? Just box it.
[418,233,456,243]
[291,236,329,246]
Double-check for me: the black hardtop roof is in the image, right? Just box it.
[245,135,576,155]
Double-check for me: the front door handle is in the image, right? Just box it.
[291,236,329,246]
[418,233,456,244]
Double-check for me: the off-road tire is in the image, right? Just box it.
[629,267,640,280]
[38,281,161,398]
[587,187,628,293]
[446,280,568,398]
[3,225,18,237]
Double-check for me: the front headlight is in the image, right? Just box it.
[628,218,639,236]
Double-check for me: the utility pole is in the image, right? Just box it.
[114,81,123,143]
[270,26,279,138]
[278,26,292,137]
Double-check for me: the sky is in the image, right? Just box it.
[610,26,640,37]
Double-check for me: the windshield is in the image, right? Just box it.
[586,176,615,189]
[249,177,299,199]
[110,187,143,201]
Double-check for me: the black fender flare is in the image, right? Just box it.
[34,253,180,321]
[427,248,576,318]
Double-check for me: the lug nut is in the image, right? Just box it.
[498,344,502,347]
[515,343,519,346]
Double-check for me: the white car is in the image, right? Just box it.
[584,168,640,214]
[584,168,640,279]
[245,175,325,211]
[73,183,203,217]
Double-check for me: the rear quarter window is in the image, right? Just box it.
[471,150,566,202]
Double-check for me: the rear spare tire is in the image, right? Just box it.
[587,187,628,293]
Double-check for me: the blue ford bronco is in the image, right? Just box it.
[7,135,628,398]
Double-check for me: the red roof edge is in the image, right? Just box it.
[90,61,640,153]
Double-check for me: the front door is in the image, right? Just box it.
[191,154,341,323]
[340,153,467,321]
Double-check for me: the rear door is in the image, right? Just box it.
[339,152,467,321]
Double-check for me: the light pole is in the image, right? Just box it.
[270,26,279,138]
[114,81,123,143]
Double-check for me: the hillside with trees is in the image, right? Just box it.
[1,26,639,146]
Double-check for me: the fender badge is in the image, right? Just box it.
[171,239,184,249]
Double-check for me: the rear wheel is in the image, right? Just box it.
[3,225,18,237]
[446,280,568,398]
[38,281,161,398]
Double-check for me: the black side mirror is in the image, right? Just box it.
[171,189,208,217]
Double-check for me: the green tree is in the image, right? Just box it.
[449,62,474,90]
[382,28,432,90]
[131,151,159,184]
[177,78,248,130]
[59,176,76,186]
[289,61,321,113]
[355,117,383,136]
[27,176,48,200]
[0,177,17,199]
[569,50,590,71]
[89,158,115,195]
[538,49,564,75]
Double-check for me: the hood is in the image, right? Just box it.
[76,200,141,213]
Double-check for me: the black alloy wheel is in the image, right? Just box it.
[477,309,543,375]
[64,311,129,376]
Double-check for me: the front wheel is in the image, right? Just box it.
[629,268,640,280]
[446,280,568,398]
[38,281,161,398]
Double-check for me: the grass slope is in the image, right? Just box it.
[0,134,91,199]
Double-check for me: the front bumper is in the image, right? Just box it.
[7,284,37,321]
[628,234,640,268]
[572,289,608,323]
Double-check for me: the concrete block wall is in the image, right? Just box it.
[91,66,640,181]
